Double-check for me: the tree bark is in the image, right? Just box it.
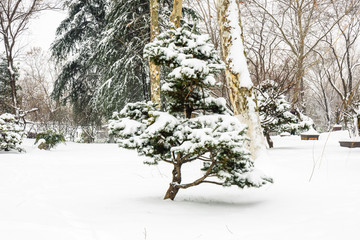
[149,0,161,105]
[164,162,182,200]
[170,0,183,28]
[264,131,273,148]
[217,0,265,158]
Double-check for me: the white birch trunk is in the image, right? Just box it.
[217,0,265,158]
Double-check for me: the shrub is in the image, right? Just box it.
[0,113,24,152]
[35,130,65,150]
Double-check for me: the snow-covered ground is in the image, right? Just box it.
[1,131,359,240]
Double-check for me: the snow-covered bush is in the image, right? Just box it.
[35,130,65,150]
[0,113,24,152]
[257,80,313,147]
[109,25,272,200]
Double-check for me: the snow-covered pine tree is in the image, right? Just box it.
[0,58,13,114]
[95,0,155,116]
[0,113,24,152]
[52,0,198,119]
[51,0,106,125]
[109,24,272,200]
[95,0,197,116]
[257,80,313,147]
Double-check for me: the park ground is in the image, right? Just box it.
[0,131,359,240]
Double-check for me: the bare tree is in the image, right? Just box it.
[0,0,59,114]
[185,0,220,49]
[322,1,360,128]
[19,48,54,124]
[242,2,296,93]
[248,0,351,112]
[306,60,340,130]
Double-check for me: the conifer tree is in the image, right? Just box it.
[52,0,178,119]
[257,80,314,147]
[95,0,154,116]
[257,80,298,148]
[51,0,106,125]
[0,58,13,114]
[109,25,272,200]
[0,113,24,152]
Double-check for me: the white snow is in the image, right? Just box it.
[1,131,360,240]
[225,0,253,89]
[301,128,319,135]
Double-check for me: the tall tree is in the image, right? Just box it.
[51,0,106,125]
[149,0,161,105]
[217,0,264,158]
[0,0,57,114]
[0,58,13,114]
[95,0,154,117]
[170,0,183,27]
[53,0,197,120]
[249,0,351,112]
[89,0,174,117]
[322,0,360,128]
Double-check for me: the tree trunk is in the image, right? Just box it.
[170,0,183,28]
[292,56,305,111]
[164,183,180,200]
[217,0,265,158]
[149,0,161,105]
[6,50,18,114]
[164,161,182,200]
[264,131,273,148]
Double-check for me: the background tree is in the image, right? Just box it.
[18,48,65,130]
[53,0,198,120]
[321,0,360,129]
[0,57,13,114]
[0,0,59,113]
[247,0,350,113]
[257,80,311,148]
[51,0,106,125]
[149,0,161,105]
[170,0,183,28]
[217,0,264,158]
[95,0,154,116]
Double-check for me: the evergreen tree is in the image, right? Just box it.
[0,58,13,114]
[51,0,107,125]
[95,0,154,116]
[95,0,190,117]
[52,0,197,119]
[257,80,313,147]
[109,25,272,200]
[0,113,24,152]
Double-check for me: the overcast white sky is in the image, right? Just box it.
[25,9,66,52]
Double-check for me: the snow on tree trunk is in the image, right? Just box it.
[149,0,161,105]
[170,0,183,28]
[217,0,265,158]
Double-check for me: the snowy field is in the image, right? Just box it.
[1,131,359,240]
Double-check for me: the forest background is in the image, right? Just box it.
[0,0,359,142]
